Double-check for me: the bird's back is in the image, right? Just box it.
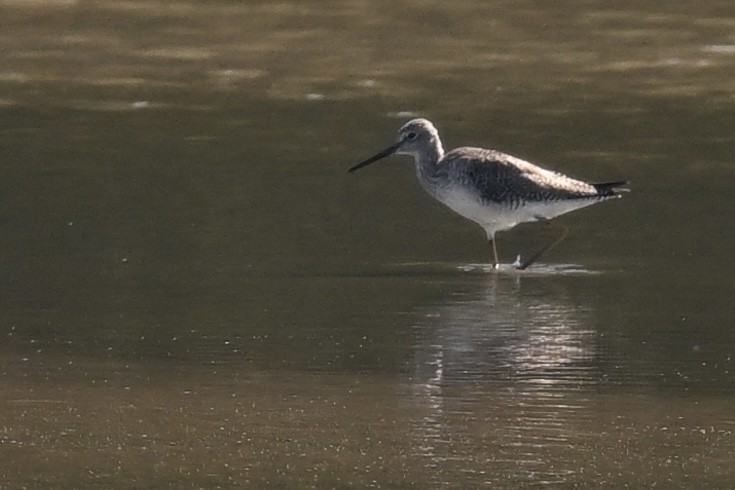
[439,147,624,206]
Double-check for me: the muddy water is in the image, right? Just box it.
[1,1,734,488]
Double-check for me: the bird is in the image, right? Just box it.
[348,118,627,270]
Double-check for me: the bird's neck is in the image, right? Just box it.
[415,137,444,173]
[414,138,445,193]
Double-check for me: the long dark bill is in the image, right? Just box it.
[347,142,400,173]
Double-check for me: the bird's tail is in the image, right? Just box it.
[592,181,629,197]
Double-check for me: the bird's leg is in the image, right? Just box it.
[489,238,499,269]
[516,222,569,270]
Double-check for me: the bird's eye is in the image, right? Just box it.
[406,131,417,140]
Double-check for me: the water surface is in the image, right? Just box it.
[1,0,734,488]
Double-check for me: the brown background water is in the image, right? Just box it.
[1,0,734,488]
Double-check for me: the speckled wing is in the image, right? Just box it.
[441,147,624,205]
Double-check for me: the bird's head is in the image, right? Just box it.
[348,118,443,173]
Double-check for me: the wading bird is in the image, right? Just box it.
[348,118,627,270]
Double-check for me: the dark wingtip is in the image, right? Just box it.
[593,180,630,196]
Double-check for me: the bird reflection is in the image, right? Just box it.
[407,275,598,485]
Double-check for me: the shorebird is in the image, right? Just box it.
[348,118,627,270]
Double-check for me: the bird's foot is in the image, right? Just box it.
[512,255,522,269]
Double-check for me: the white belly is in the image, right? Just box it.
[433,187,602,239]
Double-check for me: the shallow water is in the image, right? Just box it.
[1,0,735,488]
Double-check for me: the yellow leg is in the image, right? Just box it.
[516,222,569,270]
[489,238,499,269]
